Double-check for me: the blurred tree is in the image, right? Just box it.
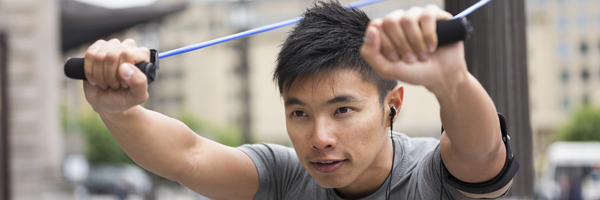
[79,112,134,164]
[558,105,600,142]
[176,111,243,147]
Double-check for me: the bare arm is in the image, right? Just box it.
[82,39,258,200]
[360,5,510,198]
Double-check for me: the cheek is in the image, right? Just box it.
[339,111,385,155]
[286,121,309,151]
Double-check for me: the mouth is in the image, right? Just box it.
[311,159,347,173]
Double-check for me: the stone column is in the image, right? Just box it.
[444,0,534,198]
[0,0,64,199]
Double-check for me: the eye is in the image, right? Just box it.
[336,107,353,114]
[292,111,307,117]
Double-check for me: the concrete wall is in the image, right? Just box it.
[0,0,64,199]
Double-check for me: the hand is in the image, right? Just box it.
[83,39,150,115]
[360,5,469,94]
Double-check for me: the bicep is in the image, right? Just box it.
[176,137,259,200]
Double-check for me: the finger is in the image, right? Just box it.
[122,38,136,47]
[120,47,151,64]
[382,10,416,63]
[371,19,399,61]
[93,39,119,90]
[429,4,453,20]
[401,7,429,61]
[121,63,148,105]
[360,27,395,80]
[421,5,438,53]
[84,40,104,86]
[104,43,125,90]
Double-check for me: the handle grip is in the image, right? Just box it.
[64,49,159,84]
[436,18,473,47]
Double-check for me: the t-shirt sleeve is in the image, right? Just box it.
[416,145,510,200]
[237,143,306,200]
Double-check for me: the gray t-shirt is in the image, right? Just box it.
[238,133,491,200]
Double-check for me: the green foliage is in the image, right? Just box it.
[176,111,243,147]
[73,108,242,165]
[79,112,134,164]
[557,104,600,142]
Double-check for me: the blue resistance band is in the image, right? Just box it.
[158,0,387,59]
[158,0,491,59]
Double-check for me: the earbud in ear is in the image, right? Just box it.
[389,106,396,118]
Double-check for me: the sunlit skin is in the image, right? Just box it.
[283,70,403,199]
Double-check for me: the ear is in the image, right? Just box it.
[386,85,404,126]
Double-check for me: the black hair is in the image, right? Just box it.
[273,0,397,104]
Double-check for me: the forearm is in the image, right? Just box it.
[98,105,201,180]
[434,72,504,160]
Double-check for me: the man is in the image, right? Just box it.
[80,1,516,199]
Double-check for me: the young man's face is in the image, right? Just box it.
[283,69,394,188]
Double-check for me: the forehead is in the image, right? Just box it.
[283,70,379,104]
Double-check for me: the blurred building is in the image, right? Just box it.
[526,0,600,161]
[146,0,445,146]
[0,0,64,199]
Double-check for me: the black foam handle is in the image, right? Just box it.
[436,18,473,47]
[64,49,159,84]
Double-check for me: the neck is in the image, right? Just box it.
[335,135,394,199]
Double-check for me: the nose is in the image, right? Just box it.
[310,118,337,150]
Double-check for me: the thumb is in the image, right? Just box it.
[119,63,148,103]
[361,27,394,79]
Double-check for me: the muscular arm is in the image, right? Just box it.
[81,39,258,200]
[99,106,258,200]
[435,72,510,198]
[360,5,512,198]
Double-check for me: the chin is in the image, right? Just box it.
[308,170,353,189]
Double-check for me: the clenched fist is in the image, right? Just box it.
[83,38,150,115]
[360,5,469,95]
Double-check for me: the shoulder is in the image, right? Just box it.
[393,132,440,158]
[238,143,299,169]
[238,143,318,200]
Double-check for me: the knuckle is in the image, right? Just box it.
[400,16,416,26]
[121,49,132,58]
[93,52,105,63]
[420,12,434,21]
[108,38,120,43]
[382,17,397,28]
[105,51,120,63]
[123,38,136,45]
[370,19,383,27]
[84,51,95,60]
[141,47,150,55]
[94,40,107,45]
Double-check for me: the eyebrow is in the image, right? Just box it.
[284,95,361,108]
[324,95,360,106]
[284,97,306,107]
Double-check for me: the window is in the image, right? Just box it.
[561,69,569,83]
[581,68,590,82]
[580,41,588,55]
[557,15,567,31]
[558,41,569,61]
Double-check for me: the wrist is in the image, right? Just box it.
[98,105,145,122]
[426,69,470,97]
